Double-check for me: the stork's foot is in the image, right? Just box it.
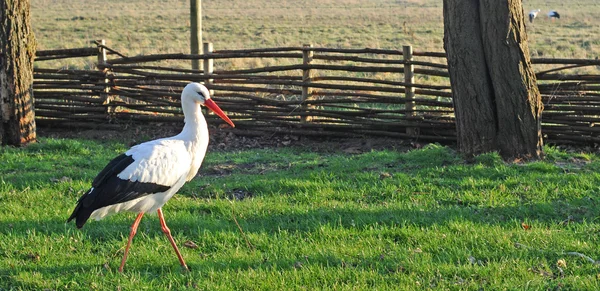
[181,264,190,273]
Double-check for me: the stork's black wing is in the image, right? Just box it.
[67,154,171,228]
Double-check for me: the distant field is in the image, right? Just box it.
[31,0,600,69]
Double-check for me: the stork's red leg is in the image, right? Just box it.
[119,212,145,272]
[157,208,189,271]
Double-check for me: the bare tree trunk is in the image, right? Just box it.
[443,0,543,160]
[0,0,37,146]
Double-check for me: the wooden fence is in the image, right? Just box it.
[33,41,600,144]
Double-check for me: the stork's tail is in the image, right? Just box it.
[67,189,94,228]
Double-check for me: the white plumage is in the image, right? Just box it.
[529,9,541,23]
[68,82,234,272]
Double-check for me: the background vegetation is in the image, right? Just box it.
[31,0,600,70]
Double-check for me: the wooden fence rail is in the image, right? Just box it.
[32,41,600,144]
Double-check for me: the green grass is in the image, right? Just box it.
[2,138,600,289]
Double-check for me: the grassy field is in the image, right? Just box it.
[7,1,600,289]
[2,137,600,289]
[30,0,600,70]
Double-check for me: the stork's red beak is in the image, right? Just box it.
[204,99,235,128]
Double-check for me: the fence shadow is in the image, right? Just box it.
[2,194,597,281]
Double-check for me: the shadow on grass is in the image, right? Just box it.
[3,193,597,239]
[1,195,598,282]
[2,143,599,281]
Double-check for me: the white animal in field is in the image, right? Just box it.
[529,9,541,23]
[68,82,235,272]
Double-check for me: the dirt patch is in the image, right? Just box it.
[37,123,417,153]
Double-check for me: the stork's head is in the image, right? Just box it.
[182,82,235,127]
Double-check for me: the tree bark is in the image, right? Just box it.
[0,0,37,146]
[443,0,543,160]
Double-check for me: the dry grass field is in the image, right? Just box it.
[31,0,600,70]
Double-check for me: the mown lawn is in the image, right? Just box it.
[1,137,600,290]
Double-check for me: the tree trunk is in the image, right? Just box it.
[443,0,543,160]
[0,0,37,146]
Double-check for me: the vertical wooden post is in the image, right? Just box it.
[301,44,314,123]
[97,39,107,66]
[201,42,214,118]
[403,45,417,136]
[203,42,214,94]
[97,39,112,118]
[190,0,202,70]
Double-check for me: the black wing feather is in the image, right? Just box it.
[91,153,134,187]
[67,154,171,228]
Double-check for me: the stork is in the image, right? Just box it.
[529,9,541,23]
[548,10,560,20]
[67,82,234,272]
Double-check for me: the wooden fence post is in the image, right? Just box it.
[190,0,202,70]
[403,45,417,136]
[203,42,214,95]
[96,39,113,118]
[301,44,314,123]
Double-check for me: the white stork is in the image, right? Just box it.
[67,82,235,272]
[548,10,560,20]
[529,9,541,23]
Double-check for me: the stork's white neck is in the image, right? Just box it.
[178,97,208,140]
[177,96,210,180]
